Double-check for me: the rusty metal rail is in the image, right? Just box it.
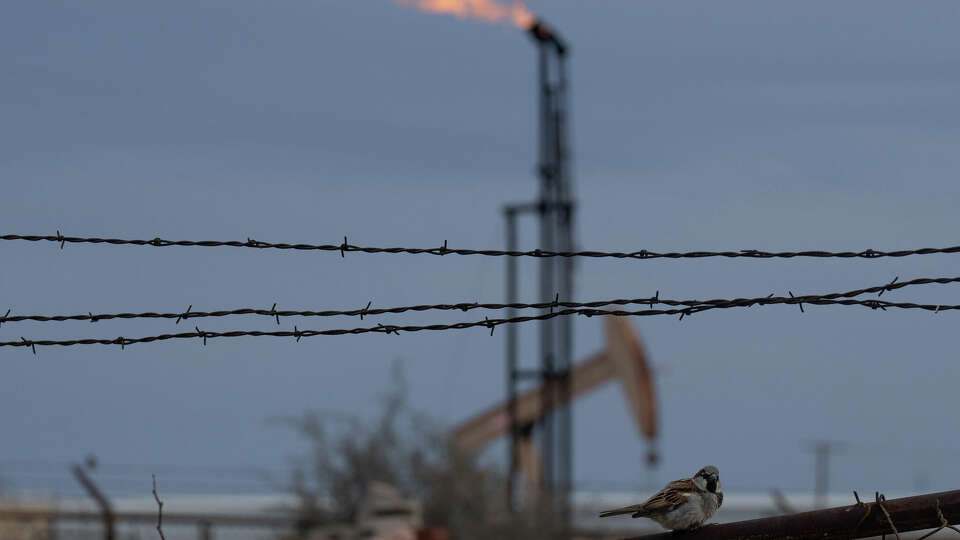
[624,490,960,540]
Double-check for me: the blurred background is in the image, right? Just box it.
[2,1,960,538]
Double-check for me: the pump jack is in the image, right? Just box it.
[450,316,659,501]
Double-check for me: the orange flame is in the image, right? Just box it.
[395,0,535,29]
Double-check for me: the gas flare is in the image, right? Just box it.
[395,0,535,29]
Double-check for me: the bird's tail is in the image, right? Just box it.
[599,505,646,518]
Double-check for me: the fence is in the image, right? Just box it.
[2,232,960,352]
[0,507,293,540]
[5,231,960,539]
[4,490,960,540]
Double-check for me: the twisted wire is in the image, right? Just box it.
[0,275,955,326]
[3,296,957,351]
[4,233,960,260]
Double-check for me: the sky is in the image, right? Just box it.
[2,1,960,500]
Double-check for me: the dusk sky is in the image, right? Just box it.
[2,1,960,498]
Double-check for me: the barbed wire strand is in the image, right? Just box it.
[4,233,960,261]
[1,275,956,327]
[2,296,958,351]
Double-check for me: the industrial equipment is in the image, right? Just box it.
[451,316,659,500]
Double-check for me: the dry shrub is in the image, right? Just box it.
[285,364,553,540]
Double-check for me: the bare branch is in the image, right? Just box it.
[152,474,165,540]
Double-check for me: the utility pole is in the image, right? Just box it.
[814,442,830,509]
[804,441,841,509]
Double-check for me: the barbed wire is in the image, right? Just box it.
[2,295,958,352]
[0,275,956,328]
[4,232,960,261]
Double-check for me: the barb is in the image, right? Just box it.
[2,275,958,327]
[4,233,960,261]
[914,499,960,540]
[174,305,192,325]
[2,297,959,350]
[879,276,899,297]
[876,492,901,540]
[152,474,166,540]
[789,291,804,313]
[852,490,873,537]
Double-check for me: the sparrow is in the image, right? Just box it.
[598,466,723,531]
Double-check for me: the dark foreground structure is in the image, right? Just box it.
[625,490,960,540]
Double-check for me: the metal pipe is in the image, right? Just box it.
[71,464,114,540]
[555,51,575,529]
[504,207,519,509]
[537,38,556,500]
[624,489,960,540]
[528,20,568,56]
[531,19,575,532]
